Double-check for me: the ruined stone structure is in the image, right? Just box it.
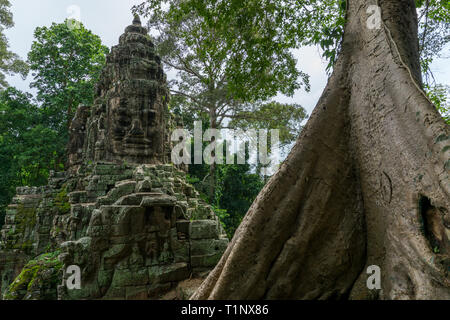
[71,16,171,168]
[0,17,228,300]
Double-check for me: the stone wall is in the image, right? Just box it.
[0,171,69,298]
[0,163,228,300]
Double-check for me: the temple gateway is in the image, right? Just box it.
[0,17,228,300]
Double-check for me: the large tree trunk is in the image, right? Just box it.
[192,0,450,300]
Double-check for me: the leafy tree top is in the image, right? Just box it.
[134,0,316,104]
[0,0,28,89]
[28,20,109,129]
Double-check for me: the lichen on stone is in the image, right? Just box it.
[3,250,62,300]
[53,185,71,215]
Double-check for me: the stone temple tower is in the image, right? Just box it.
[73,15,170,166]
[0,17,228,300]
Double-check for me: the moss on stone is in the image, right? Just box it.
[54,186,71,215]
[13,240,33,252]
[3,250,63,300]
[15,204,37,233]
[4,204,38,253]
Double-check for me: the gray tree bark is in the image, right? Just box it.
[192,0,450,300]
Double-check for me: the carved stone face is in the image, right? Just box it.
[108,96,157,158]
[82,17,168,165]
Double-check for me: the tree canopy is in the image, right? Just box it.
[134,0,312,103]
[134,0,311,206]
[0,88,62,228]
[0,0,28,89]
[28,20,109,131]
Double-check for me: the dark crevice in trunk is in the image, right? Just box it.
[419,195,443,254]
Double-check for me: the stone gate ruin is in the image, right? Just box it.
[0,16,228,300]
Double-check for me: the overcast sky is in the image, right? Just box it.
[4,0,450,116]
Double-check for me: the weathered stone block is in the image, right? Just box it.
[110,268,148,287]
[152,179,163,188]
[110,224,130,237]
[126,285,147,300]
[189,220,219,240]
[103,285,126,300]
[174,206,186,219]
[99,181,136,205]
[191,253,223,268]
[115,194,144,206]
[68,191,88,204]
[147,282,171,298]
[136,178,152,193]
[97,269,114,290]
[176,220,190,236]
[190,238,228,268]
[103,244,128,260]
[170,228,190,263]
[148,262,189,284]
[190,238,228,257]
[173,242,189,263]
[140,194,176,207]
[94,164,121,175]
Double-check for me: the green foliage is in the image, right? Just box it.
[134,1,310,132]
[416,0,450,84]
[135,1,311,203]
[302,0,450,77]
[134,0,310,103]
[28,20,108,133]
[304,0,450,77]
[415,1,450,121]
[0,0,29,89]
[306,0,347,73]
[211,205,230,234]
[228,101,307,148]
[188,141,265,238]
[215,162,265,238]
[190,161,265,238]
[0,88,59,228]
[425,84,450,123]
[145,0,449,134]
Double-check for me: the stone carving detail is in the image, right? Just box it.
[56,163,228,300]
[84,15,170,165]
[0,17,228,300]
[67,106,90,170]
